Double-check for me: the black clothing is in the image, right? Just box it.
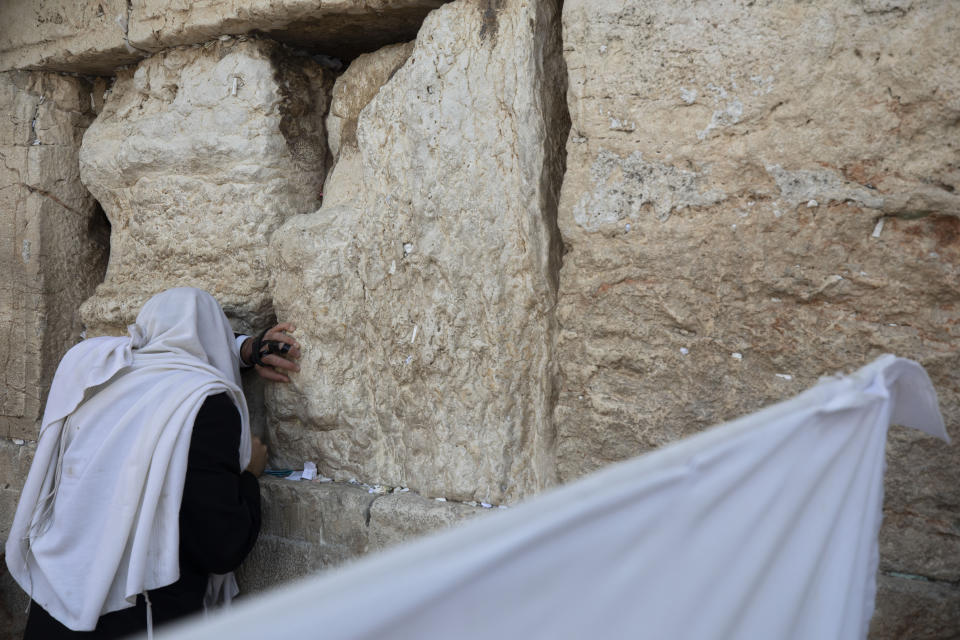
[23,393,260,639]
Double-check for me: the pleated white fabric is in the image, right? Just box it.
[161,355,947,640]
[5,288,251,631]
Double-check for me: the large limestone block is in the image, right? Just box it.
[79,38,331,335]
[236,479,480,594]
[0,0,139,74]
[323,41,414,207]
[0,0,446,76]
[0,71,109,440]
[270,0,569,503]
[367,491,481,553]
[557,0,960,596]
[129,1,447,61]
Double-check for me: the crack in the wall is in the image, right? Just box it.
[363,494,379,527]
[116,0,149,56]
[25,185,89,218]
[882,570,960,588]
[541,0,570,490]
[28,96,43,145]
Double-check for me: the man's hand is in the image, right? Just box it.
[246,436,268,477]
[241,322,302,383]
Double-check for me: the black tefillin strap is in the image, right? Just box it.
[250,327,291,366]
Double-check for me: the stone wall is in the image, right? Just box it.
[0,71,109,439]
[0,0,449,75]
[78,37,332,335]
[556,1,960,635]
[238,478,482,593]
[0,0,957,637]
[0,69,108,640]
[268,0,568,504]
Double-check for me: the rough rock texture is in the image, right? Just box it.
[0,0,447,76]
[0,71,109,440]
[0,0,139,75]
[236,478,481,593]
[0,439,37,640]
[129,0,448,62]
[269,0,569,504]
[557,0,960,634]
[79,38,331,335]
[870,574,960,640]
[0,71,105,637]
[323,41,414,208]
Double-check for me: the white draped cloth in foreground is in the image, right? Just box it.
[162,355,948,640]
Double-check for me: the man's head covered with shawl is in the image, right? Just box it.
[5,287,251,631]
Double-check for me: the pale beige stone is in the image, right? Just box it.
[368,491,481,552]
[0,0,138,75]
[323,41,414,208]
[327,41,414,161]
[556,1,960,629]
[79,38,331,335]
[269,0,568,504]
[129,0,446,61]
[0,0,445,76]
[0,71,109,441]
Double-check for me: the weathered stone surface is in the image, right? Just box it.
[269,0,568,503]
[0,0,139,75]
[0,439,35,542]
[557,0,960,627]
[558,0,960,475]
[129,0,448,62]
[236,479,481,594]
[0,71,109,440]
[368,491,481,552]
[0,439,36,640]
[880,423,960,582]
[0,0,447,76]
[79,38,331,335]
[870,574,960,640]
[323,41,414,208]
[237,480,372,593]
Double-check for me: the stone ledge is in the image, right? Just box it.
[236,477,484,594]
[129,0,448,61]
[0,0,450,75]
[0,0,138,75]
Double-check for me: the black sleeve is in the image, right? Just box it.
[178,392,261,575]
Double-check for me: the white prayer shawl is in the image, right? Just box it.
[161,355,947,640]
[5,288,251,631]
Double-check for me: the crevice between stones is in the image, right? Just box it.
[25,185,88,218]
[882,570,960,588]
[542,0,570,488]
[363,494,380,527]
[118,0,150,56]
